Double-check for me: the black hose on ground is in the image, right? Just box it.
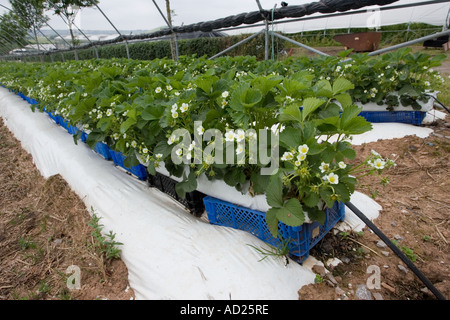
[425,93,450,114]
[345,201,446,301]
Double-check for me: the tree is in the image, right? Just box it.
[0,11,29,53]
[9,0,49,53]
[48,0,99,47]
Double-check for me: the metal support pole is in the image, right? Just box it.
[255,0,269,60]
[47,0,99,60]
[152,0,179,61]
[272,32,330,56]
[367,29,450,57]
[209,29,265,60]
[94,3,130,59]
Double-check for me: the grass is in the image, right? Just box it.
[436,76,450,108]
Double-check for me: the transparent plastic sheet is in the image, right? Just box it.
[0,87,433,299]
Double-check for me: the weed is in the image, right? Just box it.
[88,207,123,260]
[18,237,36,250]
[314,274,324,283]
[392,240,417,262]
[247,235,291,266]
[38,280,50,295]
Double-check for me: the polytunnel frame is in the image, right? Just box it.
[1,0,449,62]
[208,0,450,60]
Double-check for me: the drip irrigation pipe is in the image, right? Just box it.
[425,93,450,114]
[345,201,446,300]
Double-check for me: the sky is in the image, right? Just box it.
[0,0,449,33]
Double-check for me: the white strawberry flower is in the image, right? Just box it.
[319,162,330,173]
[281,152,294,161]
[297,154,306,162]
[298,144,309,155]
[180,103,189,112]
[372,158,386,170]
[326,173,339,184]
[225,130,235,142]
[197,126,205,136]
[235,129,245,142]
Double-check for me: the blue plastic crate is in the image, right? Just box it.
[45,110,59,123]
[57,117,78,135]
[109,150,147,181]
[80,131,88,143]
[358,111,426,126]
[94,142,113,160]
[203,196,345,264]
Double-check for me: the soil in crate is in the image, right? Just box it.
[147,171,206,217]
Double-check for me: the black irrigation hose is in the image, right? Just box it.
[425,93,450,114]
[345,201,447,301]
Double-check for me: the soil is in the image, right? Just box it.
[0,118,135,300]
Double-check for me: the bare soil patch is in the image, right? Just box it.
[0,118,135,300]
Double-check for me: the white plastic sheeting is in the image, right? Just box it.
[0,87,434,299]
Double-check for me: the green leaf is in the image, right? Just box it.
[320,188,335,209]
[123,152,140,168]
[306,207,326,225]
[141,105,164,121]
[147,162,156,176]
[276,198,304,227]
[241,88,262,108]
[96,117,112,132]
[250,172,271,194]
[265,174,283,208]
[175,171,198,199]
[336,141,356,160]
[266,208,280,238]
[302,97,325,121]
[279,104,302,123]
[334,93,352,108]
[339,105,362,129]
[223,167,246,187]
[279,127,301,150]
[196,76,218,95]
[303,191,320,208]
[342,116,373,135]
[153,140,172,159]
[120,117,137,134]
[314,79,333,98]
[332,78,354,95]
